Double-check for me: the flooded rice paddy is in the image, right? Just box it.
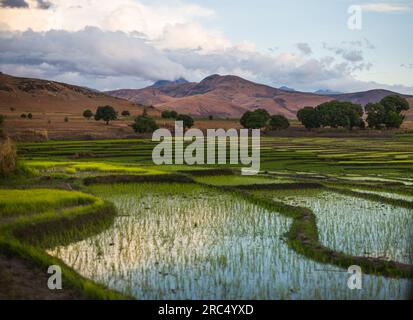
[49,183,412,299]
[261,189,413,264]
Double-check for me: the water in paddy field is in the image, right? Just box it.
[270,191,413,265]
[49,184,412,299]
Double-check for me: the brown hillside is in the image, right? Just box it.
[107,74,413,119]
[0,72,156,116]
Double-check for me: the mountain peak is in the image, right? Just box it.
[314,89,343,95]
[279,86,296,92]
[152,78,188,88]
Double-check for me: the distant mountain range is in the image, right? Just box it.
[314,89,343,95]
[107,74,413,118]
[0,72,411,120]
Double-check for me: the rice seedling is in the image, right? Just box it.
[193,175,293,186]
[49,183,412,300]
[253,188,413,265]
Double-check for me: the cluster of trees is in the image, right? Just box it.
[82,106,131,124]
[161,110,194,129]
[240,109,290,130]
[297,101,364,130]
[83,106,195,134]
[161,110,178,119]
[20,113,33,119]
[365,95,409,129]
[297,95,409,130]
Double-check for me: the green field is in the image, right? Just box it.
[1,135,412,299]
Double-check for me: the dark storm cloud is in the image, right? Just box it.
[0,0,29,8]
[0,0,52,9]
[36,0,52,9]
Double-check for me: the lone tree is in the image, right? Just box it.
[94,105,117,125]
[176,114,194,130]
[366,95,409,129]
[269,114,290,130]
[131,113,159,134]
[240,109,270,129]
[161,110,178,119]
[83,109,93,120]
[27,113,33,119]
[20,113,27,119]
[121,110,130,117]
[297,107,321,130]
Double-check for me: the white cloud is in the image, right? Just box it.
[0,0,412,94]
[360,3,411,13]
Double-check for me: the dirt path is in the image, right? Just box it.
[0,254,82,300]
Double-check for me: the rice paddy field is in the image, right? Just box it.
[1,134,412,300]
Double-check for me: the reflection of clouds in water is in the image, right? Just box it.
[273,191,413,265]
[49,186,412,299]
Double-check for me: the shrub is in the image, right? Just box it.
[21,113,27,119]
[121,110,131,117]
[176,114,194,129]
[28,113,33,119]
[64,117,69,122]
[131,114,159,134]
[0,114,5,126]
[161,110,178,119]
[240,109,270,129]
[83,109,93,120]
[0,138,17,177]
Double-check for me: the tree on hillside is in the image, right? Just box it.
[121,110,130,117]
[297,107,321,129]
[131,114,159,134]
[83,109,93,120]
[240,109,270,129]
[269,114,290,130]
[0,115,5,126]
[161,110,178,119]
[27,113,33,119]
[94,105,117,125]
[176,114,194,130]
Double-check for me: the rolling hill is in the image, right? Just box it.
[0,72,154,116]
[107,74,413,119]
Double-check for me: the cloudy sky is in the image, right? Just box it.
[0,0,412,93]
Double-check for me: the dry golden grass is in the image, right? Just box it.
[0,138,17,176]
